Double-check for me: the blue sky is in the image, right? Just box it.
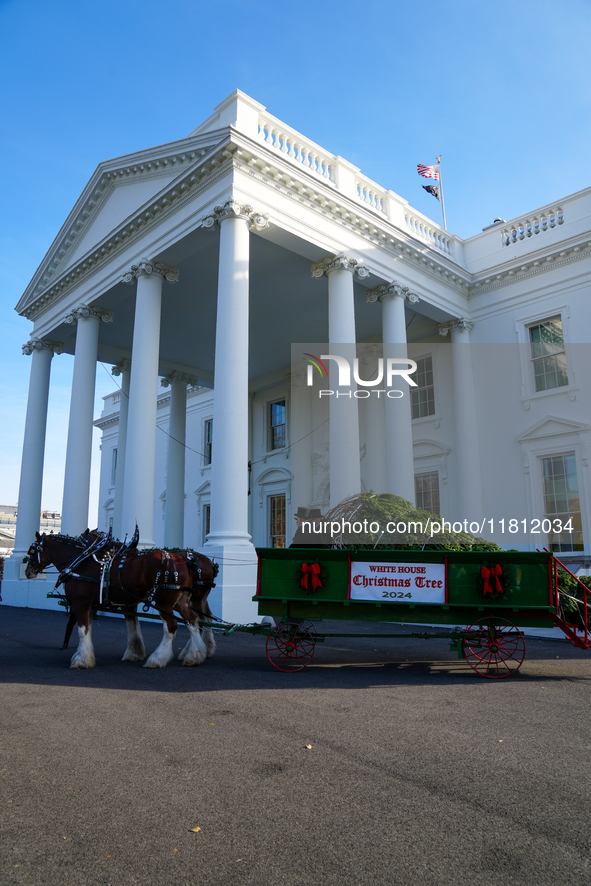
[1,0,590,518]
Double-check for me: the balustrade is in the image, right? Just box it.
[404,212,452,254]
[502,207,564,246]
[258,114,334,181]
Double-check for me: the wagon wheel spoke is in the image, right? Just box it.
[266,623,316,672]
[462,617,526,679]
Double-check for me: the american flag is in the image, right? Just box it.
[417,163,440,180]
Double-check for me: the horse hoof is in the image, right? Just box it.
[182,652,206,667]
[70,656,95,669]
[121,653,145,662]
[143,655,170,669]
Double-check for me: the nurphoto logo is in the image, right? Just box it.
[304,353,417,398]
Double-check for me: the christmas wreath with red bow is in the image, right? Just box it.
[477,562,510,598]
[297,560,328,594]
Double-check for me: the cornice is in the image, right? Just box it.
[94,415,120,431]
[467,239,591,296]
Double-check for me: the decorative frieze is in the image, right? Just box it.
[122,261,179,285]
[64,304,114,324]
[366,282,420,304]
[311,253,370,279]
[438,318,473,336]
[201,200,269,231]
[22,338,64,356]
[161,371,199,388]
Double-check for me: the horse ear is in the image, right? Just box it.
[35,531,41,541]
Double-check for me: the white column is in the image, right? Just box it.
[120,261,178,547]
[312,254,368,509]
[367,282,418,503]
[204,201,268,546]
[111,359,130,540]
[13,339,62,555]
[162,372,196,548]
[440,318,484,522]
[289,367,313,530]
[201,200,268,623]
[61,305,113,536]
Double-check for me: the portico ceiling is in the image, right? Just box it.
[46,226,438,387]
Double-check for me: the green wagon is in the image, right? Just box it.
[251,548,590,678]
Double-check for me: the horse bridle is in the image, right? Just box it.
[25,534,89,576]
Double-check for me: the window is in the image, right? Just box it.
[269,494,286,547]
[268,400,286,450]
[202,504,211,545]
[204,420,213,465]
[415,471,440,516]
[110,448,118,487]
[411,356,435,419]
[542,454,583,551]
[529,318,569,392]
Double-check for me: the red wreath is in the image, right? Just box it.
[300,562,323,592]
[481,563,504,595]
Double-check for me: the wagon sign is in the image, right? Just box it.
[350,561,445,603]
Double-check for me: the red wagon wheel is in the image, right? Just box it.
[266,622,316,672]
[463,617,526,679]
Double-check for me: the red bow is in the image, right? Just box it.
[481,563,503,595]
[300,562,322,591]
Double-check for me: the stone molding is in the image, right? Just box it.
[111,359,131,376]
[311,253,370,279]
[161,371,199,388]
[22,338,64,356]
[438,318,474,336]
[122,260,179,285]
[202,200,269,231]
[64,304,114,324]
[366,282,420,305]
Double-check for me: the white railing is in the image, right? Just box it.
[356,177,388,215]
[404,212,452,255]
[502,206,564,246]
[257,114,334,182]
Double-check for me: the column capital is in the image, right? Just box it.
[311,253,370,280]
[111,358,131,376]
[366,281,420,305]
[438,318,473,336]
[160,371,199,388]
[64,304,114,324]
[122,260,179,285]
[202,200,269,231]
[22,338,64,356]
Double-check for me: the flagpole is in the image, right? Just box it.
[436,154,447,231]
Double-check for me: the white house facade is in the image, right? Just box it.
[3,90,591,622]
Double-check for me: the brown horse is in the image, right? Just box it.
[25,532,216,669]
[75,530,218,664]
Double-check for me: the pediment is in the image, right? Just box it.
[257,467,293,484]
[413,439,450,458]
[16,130,227,317]
[517,415,590,442]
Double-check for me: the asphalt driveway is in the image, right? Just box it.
[1,606,590,886]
